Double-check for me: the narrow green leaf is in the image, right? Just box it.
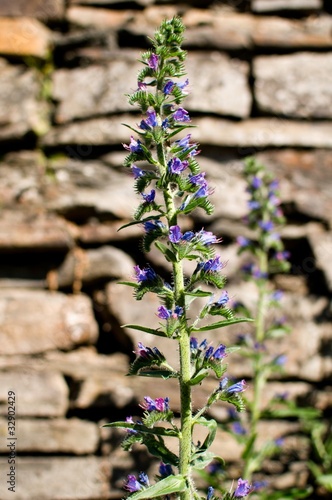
[191,451,217,470]
[128,475,186,500]
[185,290,214,298]
[102,421,178,438]
[191,317,253,332]
[137,369,178,379]
[121,324,167,337]
[118,281,139,288]
[194,416,217,450]
[117,215,163,232]
[189,369,209,386]
[155,241,178,263]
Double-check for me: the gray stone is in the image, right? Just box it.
[0,289,98,355]
[0,418,99,454]
[70,0,152,4]
[180,52,251,118]
[0,150,47,208]
[252,0,322,12]
[308,232,332,291]
[127,9,332,51]
[42,115,332,149]
[0,457,111,500]
[41,114,135,147]
[52,55,142,123]
[45,158,136,221]
[256,149,332,225]
[0,59,49,141]
[55,245,136,288]
[0,370,68,417]
[0,0,64,20]
[0,210,74,251]
[52,51,250,122]
[67,6,136,29]
[192,117,332,149]
[252,15,332,49]
[254,53,332,118]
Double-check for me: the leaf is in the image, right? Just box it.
[128,475,187,500]
[137,370,178,379]
[155,241,178,263]
[191,451,218,470]
[185,290,214,298]
[189,369,209,386]
[118,281,139,288]
[121,324,167,337]
[117,215,163,232]
[194,416,217,450]
[191,317,253,332]
[102,421,178,438]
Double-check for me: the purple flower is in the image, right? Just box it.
[140,396,169,412]
[253,480,268,492]
[275,437,284,447]
[207,486,214,500]
[273,354,287,366]
[134,265,157,283]
[157,305,171,319]
[168,157,188,174]
[159,463,174,478]
[197,230,220,245]
[213,344,227,359]
[131,165,144,179]
[137,81,147,91]
[148,53,159,71]
[136,342,164,360]
[142,189,156,203]
[189,172,207,187]
[176,134,191,149]
[164,79,189,95]
[123,136,143,153]
[139,108,158,130]
[177,78,189,91]
[202,256,225,273]
[163,81,175,94]
[125,415,137,434]
[269,179,279,190]
[259,220,274,232]
[144,220,165,232]
[232,421,247,435]
[157,305,183,319]
[251,176,262,189]
[169,225,183,243]
[234,478,252,498]
[222,379,247,394]
[274,250,290,261]
[124,475,142,493]
[190,337,198,350]
[216,290,229,307]
[237,236,250,248]
[271,290,283,301]
[194,184,210,199]
[138,472,149,487]
[248,200,260,210]
[173,107,191,122]
[204,346,214,359]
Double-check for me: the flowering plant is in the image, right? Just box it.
[204,159,316,499]
[103,17,252,500]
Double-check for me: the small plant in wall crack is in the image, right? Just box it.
[103,17,253,500]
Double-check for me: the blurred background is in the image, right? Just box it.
[0,0,331,499]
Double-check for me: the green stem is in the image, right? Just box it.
[243,251,269,481]
[163,186,192,500]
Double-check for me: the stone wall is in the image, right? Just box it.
[0,0,331,499]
